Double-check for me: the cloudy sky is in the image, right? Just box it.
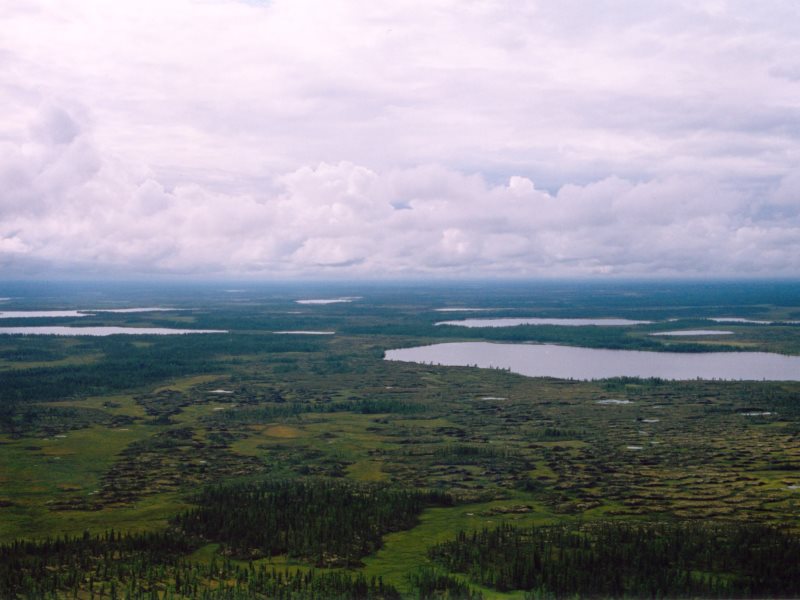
[1,0,799,278]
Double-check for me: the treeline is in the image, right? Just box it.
[429,521,800,598]
[208,397,425,425]
[175,479,452,567]
[0,333,322,404]
[1,476,445,597]
[407,567,484,600]
[529,427,582,441]
[0,530,400,599]
[0,404,130,436]
[0,339,65,362]
[431,444,521,463]
[351,321,736,353]
[0,529,191,599]
[732,382,800,418]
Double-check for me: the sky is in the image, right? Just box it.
[1,0,799,279]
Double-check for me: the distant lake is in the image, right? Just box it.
[273,330,335,335]
[651,330,733,336]
[385,342,800,381]
[436,317,652,328]
[295,297,360,305]
[434,308,495,312]
[0,310,89,318]
[709,317,800,325]
[0,327,226,336]
[710,317,772,324]
[0,308,182,318]
[90,307,184,314]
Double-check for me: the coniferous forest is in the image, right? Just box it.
[429,522,800,598]
[0,529,402,599]
[175,480,453,566]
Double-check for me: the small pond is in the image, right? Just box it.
[436,318,652,328]
[0,327,226,336]
[650,330,733,336]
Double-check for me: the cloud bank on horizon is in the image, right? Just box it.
[1,0,799,278]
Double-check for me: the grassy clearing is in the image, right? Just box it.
[0,424,177,542]
[0,352,104,371]
[348,459,388,482]
[1,492,190,544]
[264,424,305,438]
[40,393,147,418]
[361,498,556,597]
[154,374,222,394]
[0,426,146,498]
[229,423,307,456]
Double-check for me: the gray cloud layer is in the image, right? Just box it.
[1,0,799,277]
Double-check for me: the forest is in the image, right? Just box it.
[429,522,800,597]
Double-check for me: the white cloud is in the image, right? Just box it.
[1,1,799,277]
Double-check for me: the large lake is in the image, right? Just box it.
[385,342,800,381]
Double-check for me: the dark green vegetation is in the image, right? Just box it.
[2,280,800,599]
[176,480,451,566]
[1,531,401,599]
[429,522,800,597]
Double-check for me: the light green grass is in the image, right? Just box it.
[41,393,147,418]
[0,424,182,542]
[0,352,103,371]
[361,499,556,598]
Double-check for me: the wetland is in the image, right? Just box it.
[2,279,800,599]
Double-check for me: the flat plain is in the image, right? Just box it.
[2,280,800,598]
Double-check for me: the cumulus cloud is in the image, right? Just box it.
[0,1,799,277]
[2,104,799,278]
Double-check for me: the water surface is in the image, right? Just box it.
[90,307,183,313]
[273,330,335,335]
[0,307,182,318]
[436,317,652,328]
[650,330,733,336]
[0,310,90,318]
[0,327,226,336]
[295,297,360,305]
[385,342,800,381]
[709,317,800,324]
[709,317,772,324]
[596,399,632,405]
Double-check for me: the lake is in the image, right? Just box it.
[434,308,494,312]
[0,310,90,318]
[709,317,800,324]
[0,307,182,318]
[436,317,652,327]
[650,330,733,336]
[90,307,184,313]
[295,297,360,305]
[272,330,335,335]
[0,327,226,336]
[385,342,800,381]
